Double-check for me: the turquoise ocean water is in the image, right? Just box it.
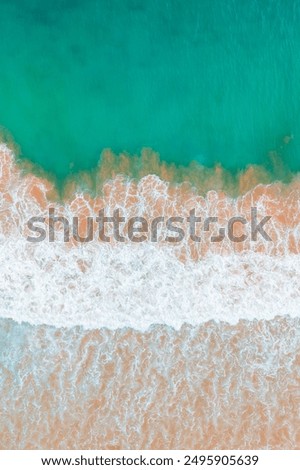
[0,0,300,180]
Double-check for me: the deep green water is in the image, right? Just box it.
[0,0,300,180]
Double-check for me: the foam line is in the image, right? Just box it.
[0,238,299,329]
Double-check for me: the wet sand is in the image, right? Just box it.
[0,317,299,450]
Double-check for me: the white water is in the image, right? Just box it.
[0,236,299,330]
[0,143,299,330]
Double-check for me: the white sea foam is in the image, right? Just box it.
[0,235,299,330]
[0,143,299,330]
